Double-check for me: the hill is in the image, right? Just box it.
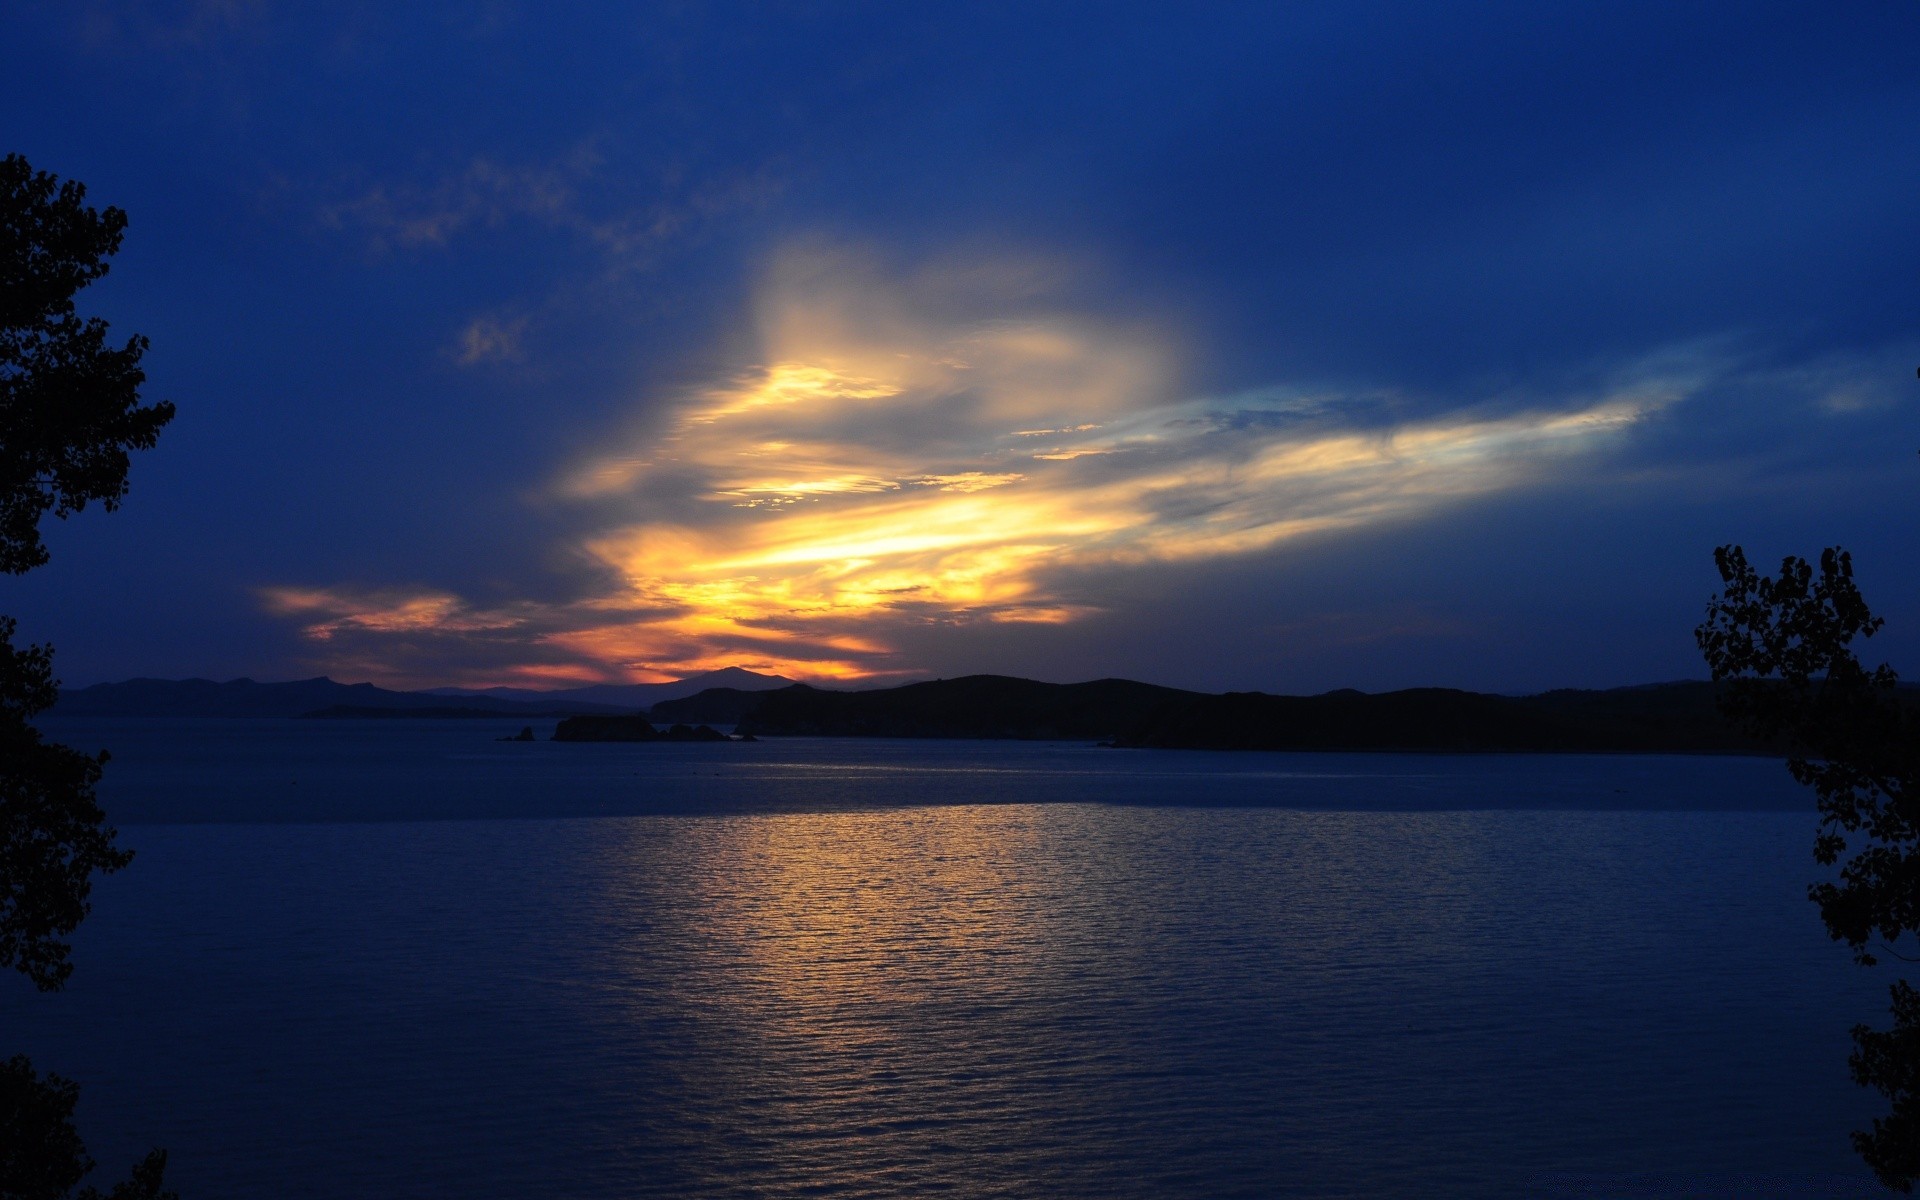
[649,686,790,725]
[53,676,630,718]
[58,672,1897,753]
[422,667,792,710]
[735,675,1200,739]
[717,676,1806,753]
[1112,683,1773,753]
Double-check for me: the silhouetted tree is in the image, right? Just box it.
[1,155,170,576]
[1698,545,1920,1190]
[0,621,125,992]
[1,1057,172,1200]
[1,152,176,1199]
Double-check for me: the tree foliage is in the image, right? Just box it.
[1698,544,1920,1189]
[0,616,125,991]
[0,1057,175,1200]
[0,151,167,987]
[1,155,173,576]
[0,152,175,1199]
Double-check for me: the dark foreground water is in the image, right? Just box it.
[3,720,1897,1197]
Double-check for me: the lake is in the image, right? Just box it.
[3,719,1893,1197]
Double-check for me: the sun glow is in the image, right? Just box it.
[262,248,1677,685]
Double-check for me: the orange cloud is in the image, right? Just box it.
[262,247,1683,686]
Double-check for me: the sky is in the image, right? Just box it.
[4,1,1918,693]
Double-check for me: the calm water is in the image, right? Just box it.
[3,719,1894,1197]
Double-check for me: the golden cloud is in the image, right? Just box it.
[264,247,1678,686]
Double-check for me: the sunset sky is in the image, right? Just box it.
[6,2,1918,692]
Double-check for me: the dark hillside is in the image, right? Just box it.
[728,676,1830,753]
[55,676,629,718]
[1113,684,1770,753]
[1116,688,1575,752]
[738,675,1200,739]
[649,687,771,725]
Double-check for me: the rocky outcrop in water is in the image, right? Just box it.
[551,715,734,743]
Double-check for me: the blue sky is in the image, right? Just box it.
[6,2,1918,691]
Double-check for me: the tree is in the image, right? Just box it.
[1,1057,170,1200]
[1,154,171,577]
[1,153,177,1199]
[1697,545,1920,1189]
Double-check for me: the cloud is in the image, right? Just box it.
[260,586,519,640]
[319,152,592,251]
[1767,344,1919,416]
[453,314,528,366]
[317,145,787,374]
[74,0,265,52]
[264,246,1707,687]
[319,146,784,268]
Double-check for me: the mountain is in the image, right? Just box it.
[421,667,793,711]
[56,672,1878,750]
[721,676,1802,753]
[736,675,1201,740]
[1111,683,1773,753]
[649,687,787,725]
[52,676,631,718]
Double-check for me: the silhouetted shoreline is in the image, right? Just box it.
[642,675,1906,754]
[52,669,791,719]
[551,715,740,743]
[707,676,1915,755]
[55,672,1919,755]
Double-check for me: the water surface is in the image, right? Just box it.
[3,720,1888,1197]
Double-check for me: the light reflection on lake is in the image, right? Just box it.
[1,724,1891,1197]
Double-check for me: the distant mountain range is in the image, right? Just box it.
[53,667,793,718]
[662,675,1196,738]
[54,670,1912,755]
[669,675,1897,754]
[416,666,792,710]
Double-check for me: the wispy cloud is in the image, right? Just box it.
[74,0,265,52]
[317,144,786,375]
[1760,343,1919,416]
[260,586,519,640]
[265,246,1707,686]
[452,313,528,366]
[319,146,783,266]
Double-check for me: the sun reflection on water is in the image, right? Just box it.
[567,803,1587,1196]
